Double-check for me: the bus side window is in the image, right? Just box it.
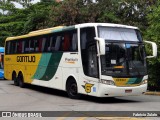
[14,41,18,54]
[42,37,47,52]
[51,37,56,52]
[63,33,70,51]
[5,41,10,54]
[22,41,25,53]
[72,32,78,51]
[81,27,95,50]
[38,39,42,52]
[17,41,22,53]
[35,40,39,52]
[10,42,14,54]
[47,37,52,52]
[35,39,42,52]
[29,39,35,52]
[81,32,87,50]
[48,36,55,52]
[24,40,29,53]
[61,30,78,52]
[44,36,50,52]
[55,36,62,51]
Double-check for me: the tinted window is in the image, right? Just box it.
[80,27,95,50]
[5,29,78,54]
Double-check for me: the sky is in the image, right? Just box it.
[14,0,40,8]
[0,0,40,14]
[14,0,96,8]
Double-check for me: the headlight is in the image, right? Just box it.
[141,79,148,84]
[101,79,115,85]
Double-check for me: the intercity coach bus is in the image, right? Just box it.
[4,23,157,98]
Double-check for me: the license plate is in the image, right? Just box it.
[125,89,132,93]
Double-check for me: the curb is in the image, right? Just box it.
[144,91,160,96]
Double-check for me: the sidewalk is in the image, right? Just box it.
[145,91,160,96]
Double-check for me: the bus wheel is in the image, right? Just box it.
[12,72,18,86]
[66,79,80,99]
[18,73,25,88]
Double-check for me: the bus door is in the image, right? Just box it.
[80,27,99,95]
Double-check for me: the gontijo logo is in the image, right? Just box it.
[17,56,35,62]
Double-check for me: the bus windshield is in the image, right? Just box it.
[98,26,147,77]
[101,43,147,77]
[98,26,142,42]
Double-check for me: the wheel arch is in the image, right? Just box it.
[65,75,81,99]
[65,76,78,91]
[18,71,23,77]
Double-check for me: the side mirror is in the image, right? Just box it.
[144,40,157,58]
[94,37,105,55]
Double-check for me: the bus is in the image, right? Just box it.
[4,23,157,98]
[0,47,4,79]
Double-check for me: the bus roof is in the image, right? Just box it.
[6,26,66,41]
[75,23,138,29]
[6,23,138,41]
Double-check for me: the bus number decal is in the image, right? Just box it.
[17,56,36,63]
[82,83,94,93]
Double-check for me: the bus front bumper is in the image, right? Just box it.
[97,84,147,97]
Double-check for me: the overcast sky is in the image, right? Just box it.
[14,0,40,8]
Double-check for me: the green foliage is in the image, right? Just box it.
[145,0,160,90]
[0,1,26,46]
[23,2,54,33]
[0,0,15,15]
[49,0,97,26]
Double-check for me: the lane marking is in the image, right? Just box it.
[75,117,88,120]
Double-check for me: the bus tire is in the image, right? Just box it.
[12,72,18,86]
[66,78,80,99]
[18,73,25,88]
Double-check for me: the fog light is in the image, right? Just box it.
[101,79,115,85]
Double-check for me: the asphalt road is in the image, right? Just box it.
[0,79,160,120]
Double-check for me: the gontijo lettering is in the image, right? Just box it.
[17,56,35,62]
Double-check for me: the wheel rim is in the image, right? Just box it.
[19,78,22,86]
[69,83,78,96]
[18,75,24,87]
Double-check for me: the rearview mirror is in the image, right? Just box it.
[144,41,157,58]
[94,37,105,55]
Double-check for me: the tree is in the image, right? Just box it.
[145,0,160,90]
[0,8,27,46]
[23,1,57,33]
[95,0,120,23]
[0,0,20,46]
[0,1,54,46]
[0,0,15,15]
[49,0,105,26]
